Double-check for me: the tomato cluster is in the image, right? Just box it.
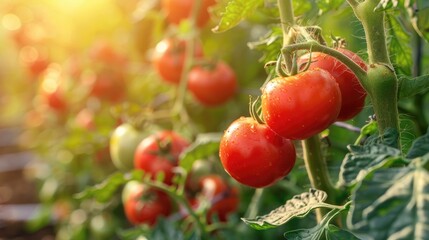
[219,48,367,188]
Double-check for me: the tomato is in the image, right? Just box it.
[219,117,296,188]
[153,38,203,84]
[188,61,238,106]
[110,123,144,171]
[199,175,239,222]
[298,48,367,121]
[134,131,189,185]
[161,0,216,28]
[39,71,68,114]
[83,68,126,103]
[89,40,127,66]
[122,181,172,226]
[262,69,341,140]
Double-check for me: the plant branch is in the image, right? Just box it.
[301,135,338,222]
[282,41,368,85]
[277,0,296,73]
[346,0,359,7]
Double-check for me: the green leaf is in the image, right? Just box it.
[284,206,357,240]
[74,170,143,202]
[386,14,412,75]
[364,127,400,148]
[338,144,402,187]
[407,0,429,41]
[398,74,429,99]
[151,218,185,240]
[179,133,221,172]
[242,189,339,230]
[348,162,429,240]
[248,26,283,63]
[212,0,263,33]
[326,225,360,240]
[406,128,429,159]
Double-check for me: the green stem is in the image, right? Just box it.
[348,0,400,137]
[277,0,296,72]
[282,41,367,85]
[301,135,338,222]
[144,180,208,238]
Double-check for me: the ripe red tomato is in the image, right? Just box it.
[199,175,238,222]
[188,61,238,106]
[134,131,189,185]
[39,70,68,113]
[153,38,203,84]
[89,40,127,66]
[298,48,367,121]
[123,181,172,226]
[219,117,296,188]
[83,68,126,103]
[161,0,216,27]
[262,69,341,140]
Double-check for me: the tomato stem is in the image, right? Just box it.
[281,41,367,84]
[301,135,338,222]
[277,0,296,73]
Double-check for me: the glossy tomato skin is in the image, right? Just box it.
[153,38,204,84]
[123,181,172,226]
[161,0,216,28]
[199,175,239,222]
[298,49,367,121]
[134,131,189,185]
[110,123,144,171]
[188,61,237,106]
[262,69,341,140]
[219,117,296,188]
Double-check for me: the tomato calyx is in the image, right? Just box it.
[148,136,177,164]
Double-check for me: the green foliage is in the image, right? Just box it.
[406,127,429,158]
[74,170,143,202]
[179,133,221,172]
[375,0,399,11]
[348,158,429,240]
[386,14,412,75]
[399,74,429,99]
[242,189,340,230]
[315,0,345,13]
[284,206,358,240]
[338,144,402,187]
[406,0,429,41]
[212,0,263,33]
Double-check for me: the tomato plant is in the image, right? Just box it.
[298,48,368,121]
[188,60,238,106]
[153,37,204,84]
[122,181,173,226]
[219,117,296,188]
[262,69,342,140]
[134,131,189,185]
[161,0,216,28]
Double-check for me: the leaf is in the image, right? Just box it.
[348,162,429,240]
[406,127,429,159]
[338,144,402,187]
[363,127,400,148]
[407,0,429,42]
[398,74,429,99]
[212,0,263,33]
[284,205,358,240]
[179,133,221,172]
[326,225,360,240]
[375,0,399,11]
[386,14,412,75]
[242,189,338,230]
[74,170,143,202]
[150,218,185,240]
[248,26,283,63]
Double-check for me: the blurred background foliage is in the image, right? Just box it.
[0,0,428,239]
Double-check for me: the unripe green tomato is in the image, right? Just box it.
[110,123,144,170]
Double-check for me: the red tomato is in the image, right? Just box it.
[298,48,367,121]
[161,0,216,27]
[199,175,238,222]
[188,61,238,106]
[84,68,126,103]
[39,70,68,113]
[153,38,204,84]
[262,69,341,140]
[123,181,172,226]
[89,40,127,66]
[219,117,296,188]
[134,131,189,185]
